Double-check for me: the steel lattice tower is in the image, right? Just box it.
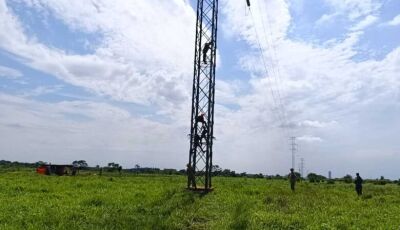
[188,0,218,191]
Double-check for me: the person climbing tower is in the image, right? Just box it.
[202,41,212,64]
[196,113,207,126]
[194,134,203,150]
[200,126,208,142]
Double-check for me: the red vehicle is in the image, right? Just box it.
[36,164,73,176]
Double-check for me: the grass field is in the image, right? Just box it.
[0,171,399,229]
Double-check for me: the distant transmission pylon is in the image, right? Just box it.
[187,0,219,191]
[290,137,297,170]
[300,158,304,178]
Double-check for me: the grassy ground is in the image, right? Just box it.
[0,171,399,229]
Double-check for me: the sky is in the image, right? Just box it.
[0,0,399,179]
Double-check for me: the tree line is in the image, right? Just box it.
[0,160,399,184]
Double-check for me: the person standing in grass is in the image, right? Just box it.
[187,164,197,189]
[355,173,363,196]
[288,168,297,192]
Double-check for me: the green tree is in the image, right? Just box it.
[107,162,120,172]
[35,161,47,166]
[212,165,222,176]
[72,160,88,169]
[307,173,326,183]
[343,174,353,183]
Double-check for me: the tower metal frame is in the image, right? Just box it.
[188,0,219,191]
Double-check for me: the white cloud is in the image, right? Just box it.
[0,0,196,111]
[383,14,400,26]
[350,15,378,31]
[22,85,63,97]
[215,79,246,105]
[322,0,382,21]
[221,0,291,44]
[0,93,188,168]
[317,0,382,30]
[298,120,337,128]
[315,13,339,25]
[297,135,323,142]
[0,65,22,79]
[218,0,400,178]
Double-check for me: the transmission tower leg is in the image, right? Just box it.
[188,0,219,191]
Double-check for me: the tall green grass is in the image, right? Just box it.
[0,171,399,229]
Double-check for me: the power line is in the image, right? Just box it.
[247,1,305,170]
[257,1,291,134]
[247,2,296,142]
[248,8,289,137]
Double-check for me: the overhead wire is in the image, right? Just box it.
[248,9,286,132]
[258,5,286,115]
[247,5,292,138]
[246,1,300,170]
[253,0,305,168]
[256,0,294,138]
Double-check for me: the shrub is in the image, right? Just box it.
[327,180,335,184]
[307,173,326,183]
[374,180,389,185]
[343,175,353,183]
[373,177,390,185]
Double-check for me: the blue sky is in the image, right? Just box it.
[0,0,399,179]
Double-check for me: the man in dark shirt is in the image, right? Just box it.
[187,164,197,189]
[355,173,363,196]
[200,126,208,141]
[202,41,212,64]
[288,168,297,192]
[196,113,207,126]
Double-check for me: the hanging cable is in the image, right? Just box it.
[256,1,293,137]
[247,7,291,138]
